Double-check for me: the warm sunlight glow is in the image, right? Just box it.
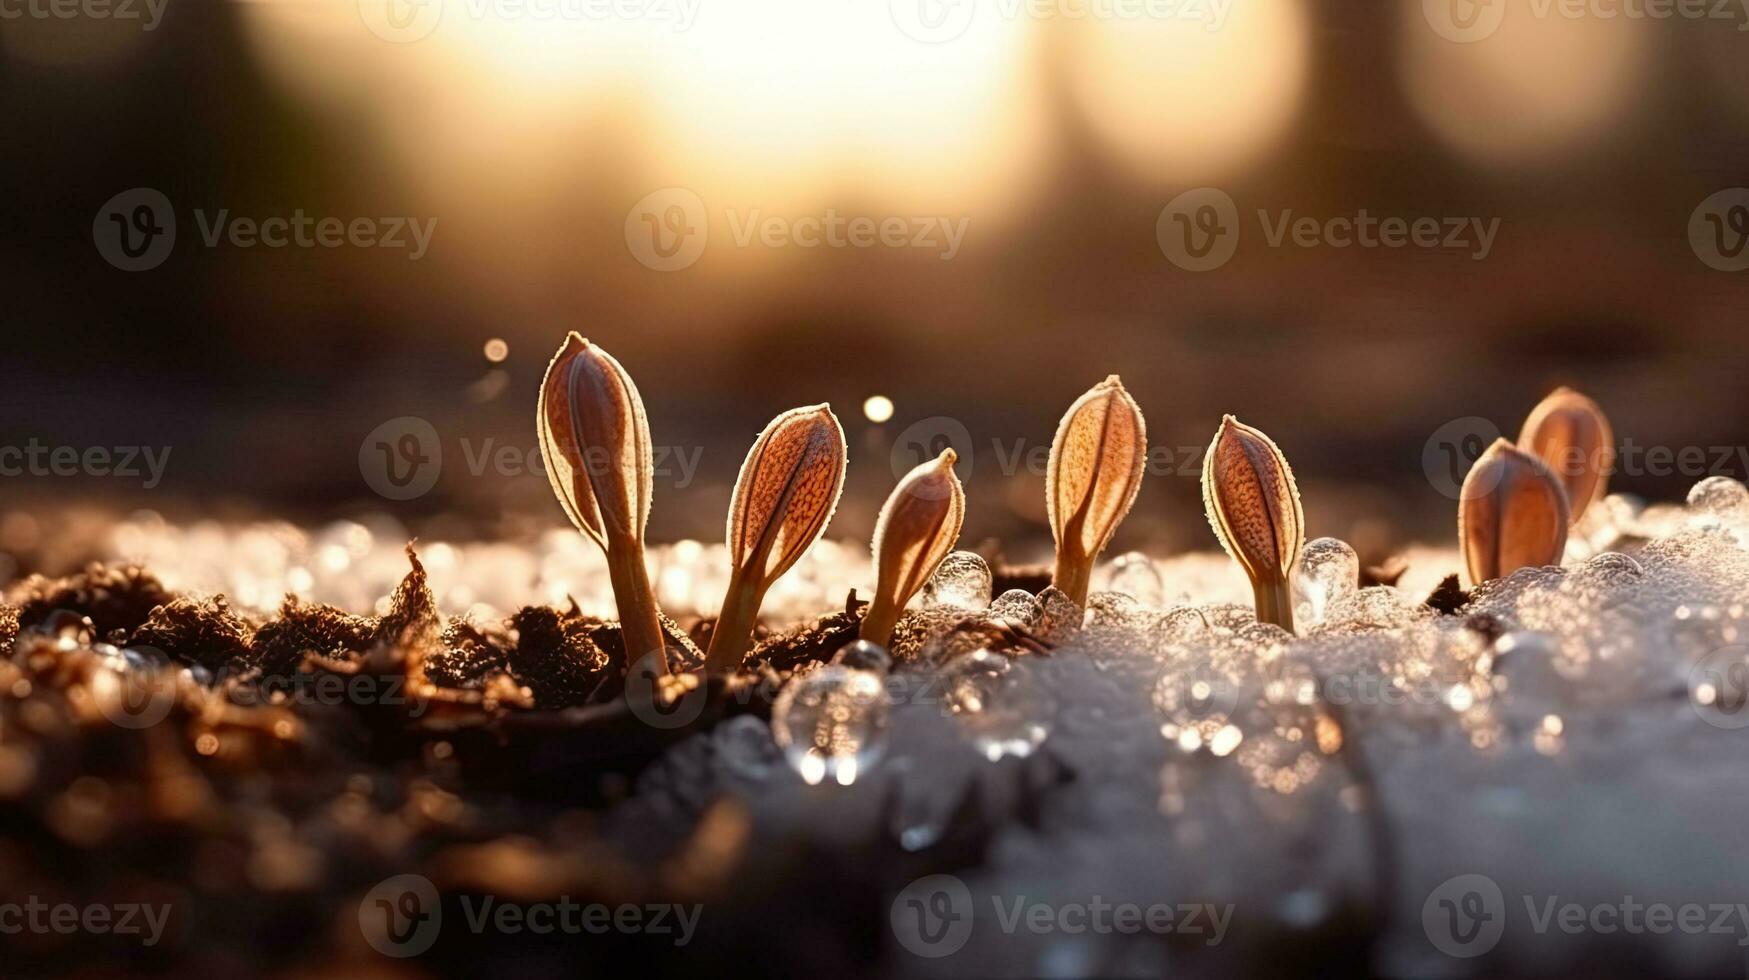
[1400,6,1650,168]
[1064,0,1313,183]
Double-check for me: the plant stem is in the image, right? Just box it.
[606,539,667,676]
[1254,575,1295,633]
[859,596,901,648]
[1052,552,1093,608]
[703,573,764,675]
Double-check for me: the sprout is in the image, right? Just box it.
[1202,415,1304,631]
[1046,376,1147,606]
[860,448,965,647]
[537,333,667,676]
[1459,438,1571,586]
[1517,386,1613,526]
[704,405,847,674]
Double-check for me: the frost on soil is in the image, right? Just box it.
[34,487,1749,975]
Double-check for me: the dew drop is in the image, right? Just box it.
[1295,538,1359,625]
[989,589,1042,628]
[770,666,890,785]
[940,650,1055,761]
[1105,551,1164,607]
[1687,476,1749,528]
[923,551,994,610]
[831,639,893,674]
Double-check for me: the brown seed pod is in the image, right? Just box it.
[704,404,848,673]
[1202,415,1304,631]
[538,333,667,675]
[861,449,965,647]
[1047,376,1147,606]
[1459,438,1572,586]
[1517,386,1613,525]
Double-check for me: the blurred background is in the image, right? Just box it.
[4,0,1749,577]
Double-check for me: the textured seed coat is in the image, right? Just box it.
[1461,438,1571,586]
[861,449,965,646]
[1517,386,1613,525]
[537,333,666,673]
[1202,416,1304,630]
[1047,376,1147,605]
[705,405,848,672]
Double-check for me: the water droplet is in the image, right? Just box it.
[923,551,993,609]
[1295,538,1358,625]
[940,650,1055,761]
[989,589,1042,627]
[1687,476,1749,528]
[831,639,893,674]
[770,667,891,785]
[1036,586,1083,640]
[1105,551,1164,606]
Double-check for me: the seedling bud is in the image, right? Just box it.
[538,333,668,675]
[861,449,965,646]
[704,405,847,673]
[1202,416,1304,631]
[1517,386,1613,525]
[1047,376,1147,606]
[1460,438,1571,586]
